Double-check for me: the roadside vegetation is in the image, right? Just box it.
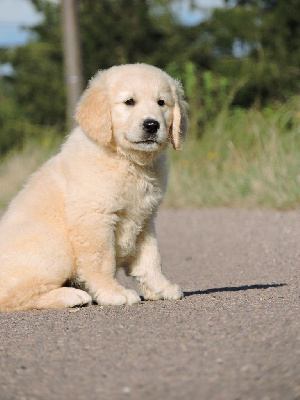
[166,96,300,208]
[0,136,60,208]
[1,91,299,209]
[0,0,299,209]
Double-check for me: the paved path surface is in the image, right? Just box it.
[0,209,299,400]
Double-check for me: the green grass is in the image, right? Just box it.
[0,97,299,210]
[164,97,300,209]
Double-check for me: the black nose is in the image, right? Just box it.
[143,119,160,135]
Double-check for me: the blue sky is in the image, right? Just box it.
[0,0,43,46]
[0,0,223,47]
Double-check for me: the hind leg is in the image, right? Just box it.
[0,286,92,312]
[35,287,92,310]
[0,223,88,312]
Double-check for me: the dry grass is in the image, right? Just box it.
[164,99,300,209]
[0,140,60,208]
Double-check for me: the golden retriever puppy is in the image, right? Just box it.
[0,63,188,312]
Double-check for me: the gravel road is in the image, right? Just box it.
[0,209,299,400]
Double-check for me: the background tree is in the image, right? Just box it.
[78,0,194,80]
[0,0,299,154]
[192,0,300,106]
[6,0,65,127]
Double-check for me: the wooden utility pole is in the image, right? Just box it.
[61,0,84,131]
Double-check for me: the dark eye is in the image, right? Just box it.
[125,98,135,106]
[158,99,165,106]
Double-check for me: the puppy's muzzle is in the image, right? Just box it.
[143,119,160,140]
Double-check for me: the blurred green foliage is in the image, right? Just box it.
[0,0,299,156]
[165,95,300,208]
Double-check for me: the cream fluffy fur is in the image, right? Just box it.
[0,64,188,312]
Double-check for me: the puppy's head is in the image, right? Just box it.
[76,64,188,158]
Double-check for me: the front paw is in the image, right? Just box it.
[162,284,184,300]
[96,288,141,306]
[143,283,184,301]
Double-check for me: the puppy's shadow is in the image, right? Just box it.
[184,283,286,298]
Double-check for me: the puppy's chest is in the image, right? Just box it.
[114,171,162,259]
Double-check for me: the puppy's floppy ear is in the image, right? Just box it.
[170,80,189,151]
[75,74,112,146]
